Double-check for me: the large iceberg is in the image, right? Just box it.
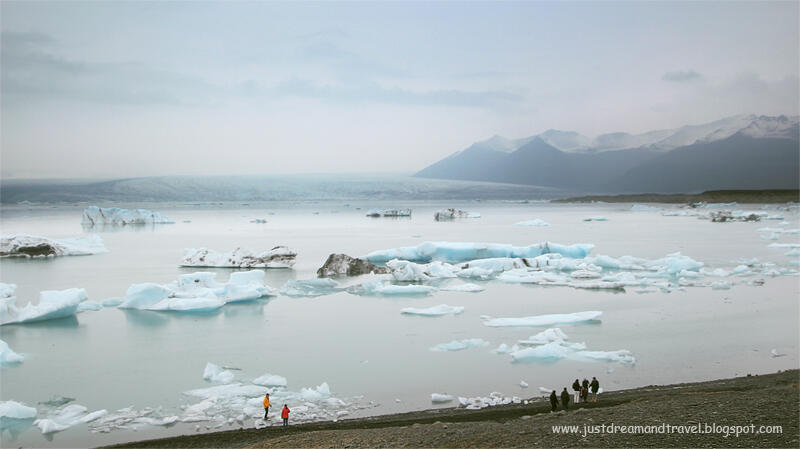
[2,288,88,325]
[0,339,24,364]
[0,400,37,419]
[182,246,296,268]
[364,241,594,264]
[400,304,464,316]
[81,206,174,225]
[119,271,275,311]
[1,234,106,257]
[483,311,602,327]
[430,338,489,352]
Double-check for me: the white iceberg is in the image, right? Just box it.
[365,241,594,264]
[203,363,235,384]
[434,209,480,220]
[483,311,602,327]
[430,338,488,352]
[457,392,521,409]
[518,328,569,345]
[349,281,436,296]
[494,343,520,354]
[252,373,288,387]
[401,304,464,316]
[2,288,88,325]
[387,259,457,281]
[430,393,453,403]
[81,206,174,225]
[631,204,660,212]
[280,278,340,297]
[33,404,104,434]
[441,283,485,292]
[583,217,608,221]
[1,234,106,257]
[0,339,24,364]
[510,341,635,364]
[181,246,296,268]
[515,219,550,227]
[76,301,102,312]
[0,283,17,298]
[0,401,36,419]
[519,381,529,388]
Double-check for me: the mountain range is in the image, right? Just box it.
[414,115,799,193]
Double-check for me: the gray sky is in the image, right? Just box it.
[1,1,798,179]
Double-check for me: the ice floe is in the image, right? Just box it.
[430,393,453,403]
[347,281,436,296]
[34,404,108,434]
[457,392,522,410]
[182,246,296,268]
[365,241,594,264]
[0,401,37,419]
[518,328,569,345]
[510,341,635,364]
[280,278,341,297]
[631,204,660,212]
[203,363,235,384]
[582,217,608,221]
[119,271,275,311]
[430,338,489,352]
[252,373,287,387]
[434,209,480,220]
[1,234,106,257]
[401,304,464,316]
[2,288,88,325]
[483,311,602,327]
[516,219,550,227]
[77,301,102,312]
[0,339,24,364]
[81,206,174,225]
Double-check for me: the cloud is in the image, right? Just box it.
[662,70,703,83]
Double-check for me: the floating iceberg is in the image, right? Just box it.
[483,311,602,327]
[252,373,288,387]
[101,297,123,307]
[401,304,464,316]
[387,259,458,281]
[518,328,569,345]
[494,343,520,354]
[317,254,389,277]
[430,393,453,403]
[0,283,15,298]
[457,392,522,410]
[583,217,608,221]
[203,363,235,384]
[510,341,635,364]
[119,271,275,311]
[1,234,106,258]
[184,383,269,400]
[441,283,485,292]
[0,339,24,364]
[516,219,550,227]
[434,209,480,220]
[366,209,412,217]
[280,278,340,297]
[431,338,488,352]
[34,403,106,434]
[631,204,661,212]
[2,288,88,325]
[349,281,436,296]
[77,301,102,312]
[0,401,37,419]
[81,206,174,225]
[182,246,296,268]
[365,241,594,264]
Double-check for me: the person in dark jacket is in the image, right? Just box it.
[560,388,570,411]
[581,378,590,402]
[572,379,581,403]
[549,390,559,411]
[590,377,600,402]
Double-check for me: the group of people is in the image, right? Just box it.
[263,393,291,428]
[549,377,600,411]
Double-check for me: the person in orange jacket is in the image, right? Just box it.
[263,393,270,420]
[281,404,290,429]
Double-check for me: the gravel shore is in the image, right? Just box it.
[106,369,799,448]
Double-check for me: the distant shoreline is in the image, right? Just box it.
[553,189,800,204]
[105,369,799,449]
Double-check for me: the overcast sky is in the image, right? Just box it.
[1,1,798,179]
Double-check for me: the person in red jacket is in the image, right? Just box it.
[281,404,290,429]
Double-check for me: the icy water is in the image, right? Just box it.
[1,201,798,448]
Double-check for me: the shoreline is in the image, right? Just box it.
[105,369,799,448]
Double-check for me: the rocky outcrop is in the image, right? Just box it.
[317,254,389,277]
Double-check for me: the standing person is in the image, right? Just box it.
[581,378,590,403]
[560,388,570,411]
[281,404,290,429]
[590,377,600,402]
[263,393,270,420]
[549,390,559,412]
[572,379,581,403]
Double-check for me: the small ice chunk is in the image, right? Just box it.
[430,393,453,403]
[280,278,340,297]
[401,304,464,316]
[483,311,602,327]
[711,281,731,290]
[518,328,568,345]
[0,400,37,419]
[538,387,553,394]
[101,297,123,307]
[203,363,235,384]
[515,219,550,227]
[582,217,608,222]
[252,373,288,387]
[299,382,331,401]
[519,381,529,388]
[494,343,520,354]
[431,338,489,352]
[770,349,785,358]
[441,283,485,292]
[631,204,660,212]
[434,209,480,220]
[77,301,102,312]
[0,339,24,364]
